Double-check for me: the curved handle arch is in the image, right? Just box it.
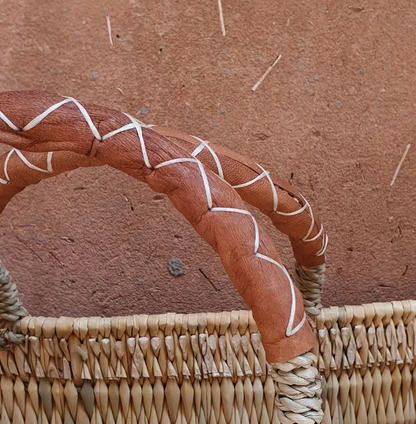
[0,91,319,362]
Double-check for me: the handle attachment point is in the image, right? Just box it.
[0,262,28,349]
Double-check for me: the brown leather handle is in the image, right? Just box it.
[0,121,327,268]
[153,127,327,267]
[0,91,318,363]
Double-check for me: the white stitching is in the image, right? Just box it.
[191,136,224,179]
[196,161,213,210]
[0,96,326,257]
[211,206,304,335]
[191,142,205,157]
[102,123,135,140]
[0,149,14,184]
[154,158,198,169]
[257,163,278,211]
[23,99,72,131]
[315,234,328,257]
[301,199,316,242]
[155,158,213,209]
[275,200,309,216]
[211,207,259,253]
[124,114,153,169]
[64,97,102,140]
[13,149,52,174]
[208,152,327,254]
[254,253,305,336]
[46,152,53,174]
[0,111,20,131]
[0,148,53,185]
[0,96,317,337]
[232,170,268,189]
[304,224,324,243]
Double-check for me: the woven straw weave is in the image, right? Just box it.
[0,301,413,423]
[317,301,416,424]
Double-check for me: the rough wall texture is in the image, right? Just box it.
[0,0,415,317]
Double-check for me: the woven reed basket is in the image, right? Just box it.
[0,91,413,424]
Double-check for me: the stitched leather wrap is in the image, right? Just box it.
[0,91,324,363]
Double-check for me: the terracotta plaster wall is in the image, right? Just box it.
[0,1,415,318]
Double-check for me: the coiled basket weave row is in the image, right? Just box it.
[0,91,412,424]
[0,289,413,424]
